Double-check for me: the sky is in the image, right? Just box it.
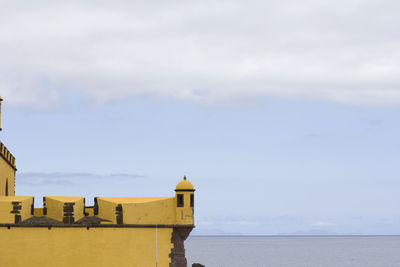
[1,0,400,235]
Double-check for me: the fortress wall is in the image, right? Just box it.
[122,198,176,224]
[0,226,174,267]
[96,198,177,225]
[0,150,15,196]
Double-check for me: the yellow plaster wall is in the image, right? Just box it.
[97,198,118,223]
[33,208,44,217]
[97,197,176,224]
[44,197,63,221]
[122,198,176,224]
[85,206,94,216]
[0,196,33,223]
[175,192,194,225]
[44,196,85,222]
[0,199,14,223]
[19,197,33,222]
[0,153,15,196]
[0,227,174,267]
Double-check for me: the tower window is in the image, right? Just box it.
[177,194,184,207]
[190,194,194,207]
[5,179,8,196]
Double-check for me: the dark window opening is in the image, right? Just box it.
[5,179,8,196]
[177,194,184,207]
[190,194,194,207]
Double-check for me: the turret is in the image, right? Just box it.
[175,176,195,225]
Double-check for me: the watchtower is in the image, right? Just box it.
[175,176,195,225]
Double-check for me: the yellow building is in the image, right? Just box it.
[0,98,195,267]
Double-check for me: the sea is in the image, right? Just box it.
[185,236,400,267]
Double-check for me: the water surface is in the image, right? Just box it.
[186,236,400,267]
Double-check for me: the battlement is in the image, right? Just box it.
[0,196,33,224]
[0,195,193,228]
[0,142,16,170]
[0,177,195,228]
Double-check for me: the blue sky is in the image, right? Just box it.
[2,95,400,235]
[1,0,400,234]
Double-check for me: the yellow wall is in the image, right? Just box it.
[97,197,176,225]
[97,198,118,223]
[122,198,176,224]
[33,208,44,217]
[44,196,85,223]
[175,192,194,225]
[85,206,94,216]
[0,145,15,196]
[0,227,174,267]
[0,196,33,223]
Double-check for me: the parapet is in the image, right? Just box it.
[0,196,33,224]
[43,196,85,224]
[0,197,192,227]
[95,197,176,225]
[0,142,16,170]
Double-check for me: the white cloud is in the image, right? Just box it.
[1,0,400,108]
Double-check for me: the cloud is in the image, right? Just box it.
[17,171,146,185]
[1,0,400,108]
